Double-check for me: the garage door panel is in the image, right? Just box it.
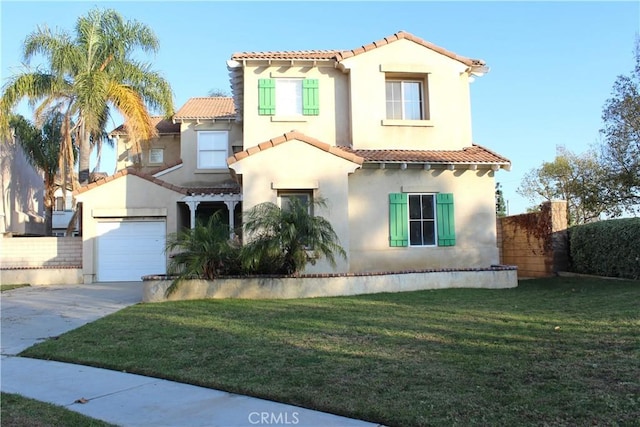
[97,221,166,282]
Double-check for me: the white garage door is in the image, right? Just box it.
[97,221,166,282]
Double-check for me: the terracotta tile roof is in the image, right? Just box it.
[74,169,185,196]
[231,31,485,67]
[109,116,179,136]
[149,159,183,176]
[74,168,241,196]
[184,185,241,196]
[338,144,511,167]
[227,131,364,166]
[231,50,341,61]
[173,97,236,120]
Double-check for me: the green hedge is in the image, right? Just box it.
[569,218,640,280]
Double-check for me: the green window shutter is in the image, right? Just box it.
[389,193,408,247]
[302,79,319,115]
[258,79,275,115]
[436,193,455,246]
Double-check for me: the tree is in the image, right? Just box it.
[0,8,174,185]
[517,146,607,225]
[165,213,242,296]
[599,38,640,215]
[207,88,230,97]
[495,182,507,217]
[241,198,346,275]
[9,113,76,235]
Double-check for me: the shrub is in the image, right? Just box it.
[241,198,346,275]
[165,213,242,295]
[569,217,640,279]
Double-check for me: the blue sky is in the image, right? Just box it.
[1,1,638,215]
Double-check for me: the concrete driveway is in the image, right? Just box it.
[1,282,142,356]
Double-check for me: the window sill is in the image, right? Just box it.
[195,168,229,174]
[382,119,434,127]
[271,116,308,123]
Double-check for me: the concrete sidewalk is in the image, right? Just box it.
[1,356,377,427]
[0,283,380,427]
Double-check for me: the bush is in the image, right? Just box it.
[165,214,242,295]
[569,217,640,279]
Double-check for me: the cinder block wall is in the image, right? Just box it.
[497,201,568,278]
[0,237,82,268]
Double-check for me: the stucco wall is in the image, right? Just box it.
[157,121,243,187]
[143,267,518,302]
[241,64,350,148]
[115,134,181,174]
[340,39,473,150]
[75,174,183,283]
[0,137,45,235]
[348,166,499,272]
[230,139,361,273]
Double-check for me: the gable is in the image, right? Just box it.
[228,131,363,172]
[74,170,184,208]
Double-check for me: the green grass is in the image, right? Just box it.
[0,392,116,427]
[21,277,640,426]
[1,284,29,292]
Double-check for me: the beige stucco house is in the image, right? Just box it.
[75,31,510,282]
[1,129,45,236]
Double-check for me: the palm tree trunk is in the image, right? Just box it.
[44,172,55,236]
[79,126,91,185]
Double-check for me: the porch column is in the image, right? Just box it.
[224,200,238,238]
[185,200,201,229]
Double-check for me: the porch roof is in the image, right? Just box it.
[73,168,240,196]
[338,144,511,170]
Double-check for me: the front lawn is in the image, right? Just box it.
[21,277,640,426]
[0,392,116,427]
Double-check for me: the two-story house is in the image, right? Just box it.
[1,129,46,236]
[75,31,510,283]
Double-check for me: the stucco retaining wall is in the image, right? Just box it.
[143,266,518,302]
[0,267,82,286]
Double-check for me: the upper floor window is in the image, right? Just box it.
[385,77,429,120]
[55,197,65,211]
[149,148,164,164]
[276,79,303,116]
[197,131,228,169]
[259,78,319,116]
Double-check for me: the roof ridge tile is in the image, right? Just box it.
[227,131,364,166]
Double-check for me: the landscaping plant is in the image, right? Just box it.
[241,197,346,275]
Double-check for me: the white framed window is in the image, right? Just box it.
[386,78,428,120]
[197,131,228,169]
[275,79,303,116]
[389,193,455,247]
[408,194,436,246]
[55,197,65,212]
[149,148,164,164]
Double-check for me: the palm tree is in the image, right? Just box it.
[241,198,347,275]
[165,213,242,296]
[0,7,174,185]
[9,113,75,235]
